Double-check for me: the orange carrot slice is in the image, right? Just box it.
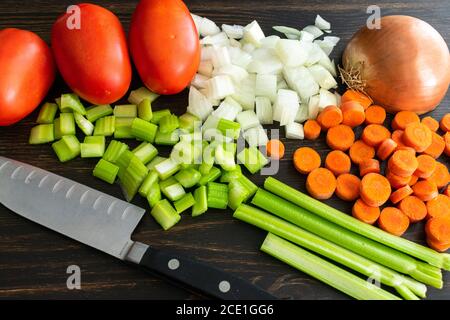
[352,198,380,224]
[325,150,351,176]
[341,90,372,109]
[426,162,450,189]
[317,105,343,130]
[304,119,321,140]
[359,159,380,177]
[421,116,439,132]
[440,113,450,132]
[426,237,450,253]
[340,101,365,127]
[412,180,439,201]
[425,216,450,244]
[360,173,391,207]
[293,147,321,174]
[378,207,410,236]
[403,122,432,153]
[386,169,411,189]
[266,139,285,160]
[392,111,420,130]
[391,130,406,150]
[336,173,361,201]
[361,124,391,147]
[326,125,355,151]
[364,105,386,125]
[408,174,419,187]
[398,196,427,223]
[414,154,436,179]
[444,132,450,157]
[306,168,337,200]
[376,138,397,161]
[387,150,418,177]
[445,185,450,197]
[389,185,413,204]
[426,194,450,219]
[423,132,445,159]
[349,140,375,165]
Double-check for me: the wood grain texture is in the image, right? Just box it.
[0,0,449,300]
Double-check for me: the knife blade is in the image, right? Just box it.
[0,156,274,300]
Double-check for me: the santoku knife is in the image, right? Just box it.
[0,156,274,299]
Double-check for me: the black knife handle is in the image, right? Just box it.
[139,247,275,300]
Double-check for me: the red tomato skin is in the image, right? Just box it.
[51,3,131,105]
[0,28,55,126]
[129,0,200,95]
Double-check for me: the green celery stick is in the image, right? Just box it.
[54,113,76,138]
[29,124,55,144]
[132,142,158,165]
[114,117,135,139]
[214,144,236,171]
[150,199,180,231]
[103,140,129,163]
[228,179,252,210]
[81,136,105,158]
[52,135,80,163]
[155,129,180,146]
[179,112,201,134]
[174,167,202,188]
[128,87,159,105]
[237,147,269,174]
[197,166,221,186]
[93,159,119,184]
[160,177,186,202]
[94,116,115,136]
[217,118,241,140]
[192,186,208,217]
[138,98,153,122]
[61,93,86,115]
[159,114,179,134]
[139,170,159,198]
[119,156,148,202]
[207,182,228,209]
[36,102,58,124]
[154,158,180,180]
[220,165,242,183]
[114,105,137,118]
[151,109,171,124]
[131,118,157,142]
[74,112,94,136]
[86,104,113,123]
[174,193,196,214]
[147,183,162,208]
[146,156,167,171]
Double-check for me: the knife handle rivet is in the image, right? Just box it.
[168,258,180,270]
[219,280,231,293]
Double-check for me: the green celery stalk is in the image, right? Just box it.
[114,117,135,139]
[192,186,208,217]
[128,87,159,105]
[55,97,62,110]
[139,170,159,198]
[220,165,242,183]
[94,115,115,136]
[179,132,202,143]
[150,199,180,231]
[171,141,202,165]
[214,144,236,171]
[251,188,442,288]
[116,150,134,180]
[174,167,202,188]
[217,118,241,140]
[29,124,55,144]
[159,114,179,134]
[174,193,196,214]
[103,140,129,163]
[264,177,450,271]
[93,159,119,184]
[154,158,180,180]
[236,174,258,197]
[81,136,105,158]
[147,183,162,208]
[114,105,137,118]
[155,129,180,146]
[131,118,157,142]
[54,113,76,138]
[160,177,186,202]
[234,204,426,299]
[228,180,252,210]
[179,112,201,133]
[119,156,149,202]
[52,135,80,163]
[36,102,58,124]
[74,112,94,136]
[197,166,221,186]
[146,156,167,171]
[237,147,269,174]
[86,104,113,123]
[261,233,401,300]
[151,109,171,124]
[61,93,86,115]
[137,99,153,122]
[132,142,158,165]
[207,182,228,209]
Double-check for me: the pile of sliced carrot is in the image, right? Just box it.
[293,89,449,250]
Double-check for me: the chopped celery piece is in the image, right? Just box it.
[131,118,157,142]
[55,97,61,109]
[114,117,134,139]
[146,156,167,171]
[81,136,105,158]
[179,131,202,143]
[220,165,243,183]
[151,109,171,124]
[198,166,221,186]
[179,112,201,133]
[52,135,80,163]
[139,170,159,197]
[217,118,241,140]
[150,199,180,231]
[155,129,180,146]
[147,183,162,208]
[236,175,258,198]
[174,193,196,214]
[94,115,115,136]
[261,233,400,300]
[129,87,159,105]
[61,93,86,115]
[114,105,137,118]
[54,113,76,138]
[36,102,58,124]
[199,161,214,176]
[29,124,54,144]
[86,104,113,123]
[160,177,186,202]
[228,179,252,210]
[171,141,202,165]
[93,159,119,184]
[207,182,228,209]
[237,147,269,174]
[132,142,158,164]
[214,144,236,171]
[103,140,129,163]
[175,168,202,188]
[154,158,180,180]
[74,112,94,136]
[159,114,179,133]
[115,150,135,180]
[138,98,153,121]
[264,177,450,272]
[120,156,149,202]
[192,186,208,217]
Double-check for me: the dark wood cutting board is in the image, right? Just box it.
[0,0,449,300]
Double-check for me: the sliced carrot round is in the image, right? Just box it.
[304,119,321,140]
[352,198,380,224]
[364,105,386,125]
[423,132,445,159]
[361,124,391,147]
[376,138,397,161]
[306,168,337,200]
[378,207,410,236]
[412,180,439,201]
[389,185,413,204]
[403,122,432,152]
[359,159,380,177]
[360,173,391,207]
[425,216,450,244]
[414,154,436,179]
[336,173,361,201]
[341,89,372,109]
[392,111,420,130]
[325,150,351,176]
[293,147,321,174]
[391,130,406,150]
[349,140,375,165]
[440,113,450,132]
[426,237,450,253]
[444,132,450,157]
[421,116,439,132]
[445,185,450,197]
[398,196,427,223]
[266,139,285,160]
[326,125,355,151]
[317,105,343,130]
[387,150,418,177]
[386,169,411,189]
[426,162,450,189]
[396,146,417,154]
[408,174,419,187]
[340,101,365,127]
[426,194,450,219]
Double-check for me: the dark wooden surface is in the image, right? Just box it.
[0,0,449,300]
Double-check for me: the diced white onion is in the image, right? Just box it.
[244,126,269,147]
[302,25,324,39]
[283,66,319,102]
[277,79,288,90]
[273,89,299,126]
[232,75,256,110]
[315,15,331,30]
[229,38,242,48]
[308,95,320,119]
[242,42,256,53]
[201,46,214,61]
[260,35,280,49]
[191,14,203,35]
[236,110,260,131]
[187,87,214,121]
[305,43,324,66]
[243,20,265,47]
[255,74,277,102]
[299,31,315,42]
[212,97,243,121]
[199,17,221,37]
[205,75,235,100]
[318,88,338,110]
[228,47,253,68]
[201,32,229,46]
[295,104,309,123]
[275,39,310,67]
[213,64,248,84]
[324,36,340,46]
[222,24,244,39]
[211,46,231,69]
[308,64,338,90]
[255,97,273,125]
[198,60,214,77]
[191,73,209,89]
[285,122,304,139]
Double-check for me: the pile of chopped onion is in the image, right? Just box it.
[188,14,340,140]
